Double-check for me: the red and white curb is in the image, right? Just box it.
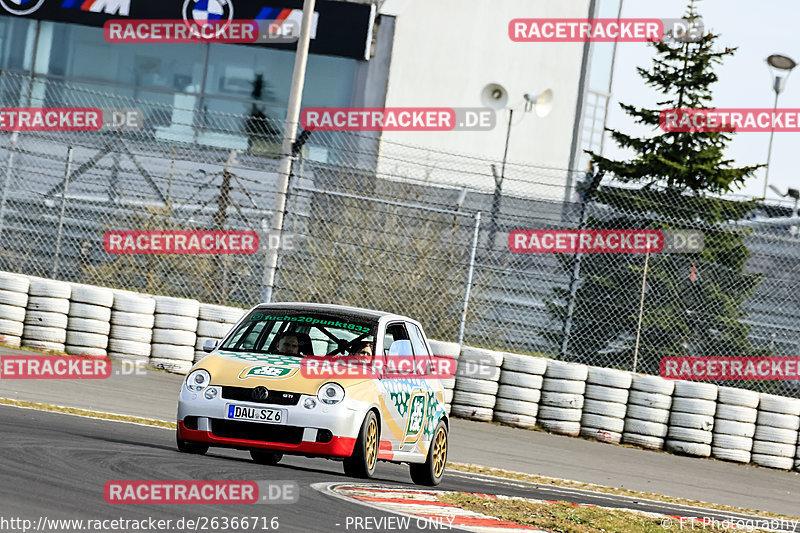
[312,483,798,533]
[312,483,548,532]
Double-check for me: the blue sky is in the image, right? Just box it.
[593,0,799,204]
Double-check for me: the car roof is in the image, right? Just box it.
[252,302,415,324]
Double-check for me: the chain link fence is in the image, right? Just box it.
[2,70,800,396]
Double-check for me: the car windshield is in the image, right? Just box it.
[219,310,377,357]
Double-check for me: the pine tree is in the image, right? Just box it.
[549,0,769,375]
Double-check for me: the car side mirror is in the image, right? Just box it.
[203,339,218,353]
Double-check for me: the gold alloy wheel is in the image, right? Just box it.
[432,427,447,478]
[365,418,378,469]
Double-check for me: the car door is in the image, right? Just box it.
[378,321,426,454]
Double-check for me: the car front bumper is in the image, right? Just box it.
[177,384,367,458]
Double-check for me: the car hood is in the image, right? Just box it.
[197,351,372,396]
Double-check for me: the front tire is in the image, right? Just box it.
[343,411,379,478]
[410,420,447,486]
[250,450,283,465]
[176,434,209,455]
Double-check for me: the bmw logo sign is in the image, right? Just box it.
[0,0,46,16]
[182,0,234,38]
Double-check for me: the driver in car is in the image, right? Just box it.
[275,332,300,356]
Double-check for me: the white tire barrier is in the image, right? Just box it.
[538,406,582,422]
[494,411,536,429]
[24,311,68,329]
[666,440,711,457]
[151,328,196,347]
[544,361,588,381]
[0,334,21,347]
[28,278,71,299]
[538,420,580,437]
[751,392,800,470]
[751,454,794,470]
[499,371,543,389]
[450,404,493,422]
[197,321,233,338]
[501,353,547,374]
[622,374,675,450]
[0,289,28,308]
[26,296,69,314]
[150,358,193,375]
[579,427,622,444]
[454,377,499,396]
[22,325,66,343]
[112,291,156,314]
[452,390,496,409]
[0,319,23,337]
[0,272,30,293]
[67,317,110,336]
[65,346,107,357]
[153,296,200,318]
[150,343,195,362]
[198,304,245,323]
[583,399,627,419]
[70,303,112,322]
[65,331,108,349]
[584,384,629,404]
[497,384,541,403]
[494,398,538,418]
[110,325,153,344]
[580,366,630,444]
[69,284,114,307]
[586,367,632,388]
[667,382,717,456]
[111,311,155,328]
[717,386,759,408]
[428,339,460,360]
[538,361,587,435]
[0,304,26,322]
[154,314,198,331]
[542,378,585,395]
[712,387,758,462]
[108,338,151,358]
[23,340,65,352]
[631,374,675,395]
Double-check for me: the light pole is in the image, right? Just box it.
[480,84,553,249]
[763,54,797,199]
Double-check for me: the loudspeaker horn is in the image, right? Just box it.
[481,83,509,110]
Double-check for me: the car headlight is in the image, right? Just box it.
[186,369,211,392]
[317,382,345,405]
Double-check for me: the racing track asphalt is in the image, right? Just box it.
[2,406,798,533]
[0,350,798,524]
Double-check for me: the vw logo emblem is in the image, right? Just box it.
[252,386,269,401]
[0,0,46,16]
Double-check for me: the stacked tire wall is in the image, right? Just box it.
[538,361,588,436]
[194,304,246,363]
[66,284,113,357]
[109,291,156,365]
[0,272,28,346]
[151,296,200,375]
[666,382,717,457]
[23,278,71,353]
[428,339,460,416]
[493,352,546,430]
[450,347,502,422]
[751,394,800,470]
[580,368,632,444]
[622,375,674,450]
[711,387,759,463]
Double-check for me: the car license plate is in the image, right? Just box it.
[226,404,286,424]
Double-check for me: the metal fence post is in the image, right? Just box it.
[631,246,652,373]
[52,146,73,279]
[458,211,481,347]
[0,131,20,242]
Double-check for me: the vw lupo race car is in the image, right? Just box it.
[176,303,449,485]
